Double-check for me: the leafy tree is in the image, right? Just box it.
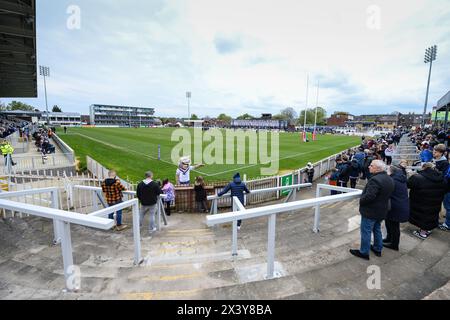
[236,113,255,120]
[280,107,298,121]
[7,101,35,111]
[0,100,6,111]
[298,107,327,126]
[217,113,232,124]
[52,105,62,112]
[191,114,199,120]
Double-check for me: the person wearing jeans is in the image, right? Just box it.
[108,200,123,227]
[439,192,450,231]
[350,160,395,260]
[136,171,163,234]
[360,217,383,256]
[101,170,128,231]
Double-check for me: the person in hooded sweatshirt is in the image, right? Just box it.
[101,170,128,231]
[218,173,251,230]
[349,158,362,189]
[136,171,163,234]
[383,165,410,251]
[408,162,448,240]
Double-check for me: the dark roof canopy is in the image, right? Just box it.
[0,0,37,97]
[437,91,450,112]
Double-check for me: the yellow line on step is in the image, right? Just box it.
[167,229,211,234]
[141,272,203,282]
[156,247,197,254]
[123,289,201,300]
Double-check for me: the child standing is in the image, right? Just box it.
[194,176,209,213]
[162,179,175,216]
[327,168,339,195]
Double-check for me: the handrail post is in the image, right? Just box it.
[232,220,238,257]
[157,198,162,231]
[266,213,277,279]
[92,190,98,211]
[51,189,62,245]
[313,185,322,233]
[231,197,238,256]
[57,220,77,292]
[132,201,143,265]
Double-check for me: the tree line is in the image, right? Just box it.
[0,100,62,113]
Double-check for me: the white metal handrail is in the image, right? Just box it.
[0,187,64,244]
[208,183,312,214]
[206,184,362,279]
[71,185,168,231]
[0,189,117,292]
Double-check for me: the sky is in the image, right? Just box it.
[2,0,450,118]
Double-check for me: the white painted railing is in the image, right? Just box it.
[207,183,312,215]
[70,185,168,231]
[206,184,362,279]
[0,188,121,292]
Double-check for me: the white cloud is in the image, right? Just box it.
[3,0,450,118]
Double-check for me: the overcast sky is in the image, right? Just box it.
[2,0,450,117]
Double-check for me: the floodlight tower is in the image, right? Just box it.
[39,66,50,125]
[422,45,437,128]
[186,92,192,119]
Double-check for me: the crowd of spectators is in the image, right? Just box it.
[33,128,56,157]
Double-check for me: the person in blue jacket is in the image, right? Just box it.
[420,142,433,163]
[218,173,251,230]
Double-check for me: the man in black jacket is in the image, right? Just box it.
[136,171,163,235]
[350,160,395,260]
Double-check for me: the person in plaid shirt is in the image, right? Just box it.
[102,170,128,231]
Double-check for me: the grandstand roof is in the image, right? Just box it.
[437,90,450,112]
[0,0,37,98]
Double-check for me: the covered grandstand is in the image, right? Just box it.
[0,0,37,98]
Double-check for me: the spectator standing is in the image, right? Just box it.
[194,176,209,213]
[218,173,250,230]
[161,179,175,216]
[362,150,375,180]
[384,165,410,251]
[0,140,16,166]
[349,158,361,189]
[408,163,447,240]
[353,147,366,170]
[305,162,315,184]
[136,171,163,234]
[101,170,128,231]
[350,160,395,260]
[327,168,339,195]
[337,156,351,188]
[384,144,395,165]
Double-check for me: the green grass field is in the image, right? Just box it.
[58,127,360,183]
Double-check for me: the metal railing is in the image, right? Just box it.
[69,185,168,231]
[207,183,313,215]
[0,187,121,291]
[206,184,362,279]
[52,133,76,164]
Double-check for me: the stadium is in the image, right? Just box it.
[1,0,450,308]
